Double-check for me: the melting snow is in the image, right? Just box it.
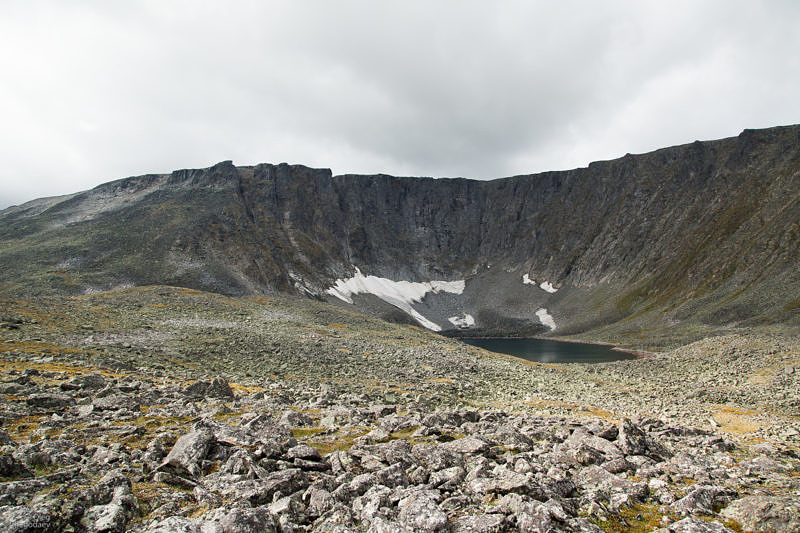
[448,313,475,328]
[326,268,465,331]
[539,281,558,293]
[523,274,558,293]
[535,308,557,331]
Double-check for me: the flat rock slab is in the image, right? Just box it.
[452,513,506,532]
[159,428,214,477]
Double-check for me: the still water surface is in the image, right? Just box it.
[461,337,635,364]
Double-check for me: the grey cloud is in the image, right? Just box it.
[1,0,799,208]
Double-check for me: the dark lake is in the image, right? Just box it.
[461,337,636,363]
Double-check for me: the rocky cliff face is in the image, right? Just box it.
[1,125,799,340]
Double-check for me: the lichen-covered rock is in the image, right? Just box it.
[206,378,234,399]
[411,443,462,471]
[144,516,222,532]
[617,419,672,460]
[158,427,215,477]
[452,514,506,532]
[397,491,448,532]
[721,495,800,533]
[25,393,75,410]
[0,454,33,479]
[92,393,140,411]
[0,504,60,533]
[671,485,736,516]
[440,435,492,455]
[60,372,106,392]
[220,468,308,506]
[80,502,129,533]
[287,444,321,462]
[220,506,279,533]
[661,516,736,532]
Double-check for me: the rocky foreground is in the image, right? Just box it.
[0,287,798,532]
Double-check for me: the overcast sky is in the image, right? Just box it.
[1,1,799,208]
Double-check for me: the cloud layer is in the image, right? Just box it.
[2,1,799,207]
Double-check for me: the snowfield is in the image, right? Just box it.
[535,308,557,330]
[523,274,558,293]
[448,313,475,328]
[539,281,558,293]
[326,268,465,331]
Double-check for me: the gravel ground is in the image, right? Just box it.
[0,286,798,531]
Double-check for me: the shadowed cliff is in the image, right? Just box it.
[1,125,798,344]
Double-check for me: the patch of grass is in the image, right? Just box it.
[721,519,745,533]
[291,427,326,439]
[711,405,763,435]
[304,426,372,456]
[6,415,46,441]
[229,383,265,394]
[593,503,666,533]
[212,409,241,423]
[389,426,420,440]
[33,463,62,477]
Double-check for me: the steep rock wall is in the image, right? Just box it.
[1,126,798,337]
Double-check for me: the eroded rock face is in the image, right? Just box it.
[3,126,799,336]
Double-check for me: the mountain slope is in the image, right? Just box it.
[1,125,799,344]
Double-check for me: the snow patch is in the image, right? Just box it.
[524,274,558,293]
[448,313,475,329]
[539,281,558,293]
[535,308,557,331]
[326,268,465,332]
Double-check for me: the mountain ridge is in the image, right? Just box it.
[2,125,799,345]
